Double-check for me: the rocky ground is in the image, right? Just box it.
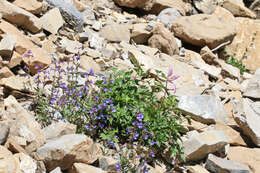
[0,0,260,172]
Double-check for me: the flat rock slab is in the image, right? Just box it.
[178,95,227,124]
[243,69,260,99]
[205,154,250,173]
[171,14,236,49]
[36,134,101,171]
[100,23,130,43]
[233,98,260,147]
[183,130,228,161]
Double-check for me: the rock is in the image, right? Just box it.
[221,0,256,18]
[182,130,228,161]
[200,46,218,65]
[80,55,101,73]
[250,0,260,19]
[99,156,118,172]
[186,165,210,173]
[35,134,101,171]
[0,121,10,145]
[46,0,84,32]
[171,14,236,49]
[216,59,241,79]
[40,8,64,34]
[209,122,247,146]
[13,0,43,15]
[14,153,37,173]
[131,23,152,44]
[3,96,45,153]
[0,0,42,33]
[7,51,23,69]
[89,33,105,50]
[69,163,106,173]
[223,18,260,71]
[0,20,51,74]
[178,95,227,124]
[213,6,236,24]
[50,167,62,173]
[227,146,260,172]
[0,145,20,173]
[0,75,34,92]
[73,0,87,12]
[233,98,260,147]
[44,122,76,140]
[0,66,15,79]
[157,8,181,29]
[100,23,130,43]
[148,24,179,56]
[182,118,208,132]
[185,49,221,78]
[193,0,215,14]
[0,34,16,59]
[119,42,210,96]
[151,0,191,15]
[205,154,250,173]
[59,38,82,54]
[243,69,260,99]
[112,0,154,11]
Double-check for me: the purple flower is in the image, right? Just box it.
[137,122,143,129]
[75,104,80,109]
[85,124,90,130]
[103,88,108,92]
[150,151,155,158]
[89,69,94,76]
[35,64,40,69]
[103,103,108,108]
[112,108,116,113]
[108,141,114,147]
[133,133,139,140]
[143,134,148,140]
[137,112,144,121]
[167,66,173,78]
[50,98,56,104]
[89,110,94,114]
[115,163,120,172]
[98,104,102,109]
[166,66,180,93]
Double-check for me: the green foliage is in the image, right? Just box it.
[226,55,246,74]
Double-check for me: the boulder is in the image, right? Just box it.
[205,154,250,173]
[171,14,236,49]
[69,163,106,173]
[12,0,43,15]
[131,23,152,44]
[35,134,101,171]
[233,98,260,147]
[148,24,179,56]
[221,0,256,18]
[0,146,20,173]
[0,20,51,74]
[0,34,16,59]
[151,0,191,15]
[0,0,42,33]
[112,0,154,11]
[46,0,84,32]
[193,0,215,14]
[0,66,15,79]
[100,23,130,43]
[157,8,181,29]
[227,146,260,172]
[183,130,228,161]
[243,69,260,99]
[40,8,64,34]
[14,153,37,173]
[224,18,260,71]
[178,95,227,124]
[44,122,76,140]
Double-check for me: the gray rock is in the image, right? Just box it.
[178,95,227,124]
[193,0,215,14]
[233,98,260,147]
[205,154,250,173]
[243,69,260,99]
[158,8,181,29]
[43,122,76,140]
[99,23,130,43]
[46,0,84,32]
[89,33,104,50]
[183,130,228,161]
[0,121,9,145]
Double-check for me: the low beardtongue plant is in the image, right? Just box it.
[26,50,187,172]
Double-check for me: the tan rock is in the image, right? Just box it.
[0,75,34,92]
[36,134,101,171]
[44,122,77,140]
[227,146,260,172]
[250,0,260,19]
[213,6,236,24]
[221,0,256,18]
[100,23,130,43]
[0,20,51,74]
[80,55,101,74]
[131,23,152,44]
[182,118,208,132]
[208,122,247,146]
[0,34,16,59]
[186,165,210,173]
[0,146,20,173]
[171,14,236,49]
[113,0,154,11]
[0,0,42,33]
[73,0,86,12]
[224,18,260,71]
[0,66,14,79]
[151,0,191,15]
[40,8,64,34]
[217,59,241,79]
[13,0,42,15]
[148,24,179,56]
[14,153,37,173]
[69,163,106,173]
[8,51,23,68]
[3,96,45,153]
[243,69,260,99]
